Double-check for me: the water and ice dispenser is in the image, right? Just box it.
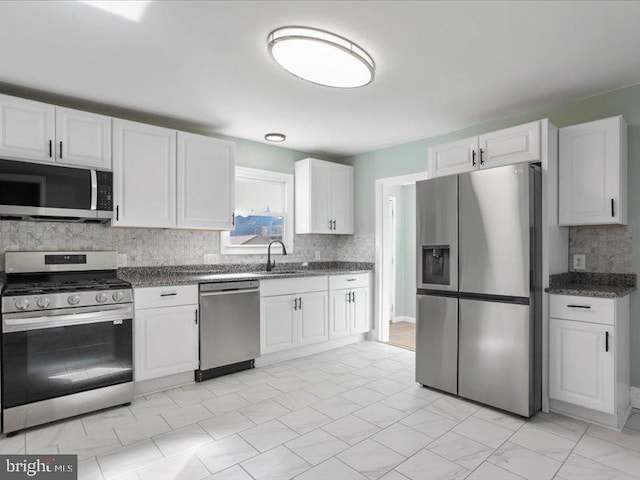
[421,245,450,285]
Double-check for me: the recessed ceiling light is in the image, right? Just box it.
[267,26,375,88]
[265,133,286,142]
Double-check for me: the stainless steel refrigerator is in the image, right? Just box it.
[416,163,542,417]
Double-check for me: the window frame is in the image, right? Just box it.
[220,166,294,255]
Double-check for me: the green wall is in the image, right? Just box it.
[346,82,640,388]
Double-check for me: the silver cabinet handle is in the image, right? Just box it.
[161,292,178,297]
[567,304,591,309]
[605,331,610,352]
[194,309,198,324]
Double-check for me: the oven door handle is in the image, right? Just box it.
[2,305,133,333]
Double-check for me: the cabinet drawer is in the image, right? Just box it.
[329,273,370,291]
[260,276,328,297]
[549,294,615,325]
[134,284,198,309]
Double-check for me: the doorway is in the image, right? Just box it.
[374,171,427,351]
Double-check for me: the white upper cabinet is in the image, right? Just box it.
[427,136,478,178]
[295,158,354,235]
[177,132,235,230]
[0,94,55,163]
[330,164,355,234]
[426,120,542,178]
[559,116,628,226]
[112,119,176,228]
[55,107,112,170]
[478,120,541,168]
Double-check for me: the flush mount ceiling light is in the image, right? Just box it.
[265,133,286,142]
[267,27,375,88]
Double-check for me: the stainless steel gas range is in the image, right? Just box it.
[1,251,133,434]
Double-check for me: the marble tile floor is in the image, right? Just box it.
[2,341,640,480]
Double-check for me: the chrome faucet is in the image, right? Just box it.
[266,240,287,272]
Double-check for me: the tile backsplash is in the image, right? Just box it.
[568,225,634,273]
[0,221,375,270]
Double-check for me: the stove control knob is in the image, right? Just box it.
[37,297,51,309]
[15,298,30,311]
[112,291,125,302]
[67,294,81,306]
[96,292,109,303]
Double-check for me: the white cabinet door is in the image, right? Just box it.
[329,290,351,338]
[0,94,55,163]
[135,305,199,381]
[351,287,371,334]
[112,119,176,228]
[559,116,627,226]
[479,120,541,168]
[427,136,478,178]
[549,318,615,414]
[261,294,298,354]
[177,132,234,230]
[298,291,328,345]
[331,165,354,234]
[55,107,111,170]
[310,160,332,233]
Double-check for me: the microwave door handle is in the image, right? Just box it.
[90,170,97,211]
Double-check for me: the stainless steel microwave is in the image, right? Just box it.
[0,159,113,223]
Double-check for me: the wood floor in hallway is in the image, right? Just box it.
[388,321,415,351]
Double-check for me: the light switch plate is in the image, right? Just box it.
[117,254,128,268]
[573,254,586,271]
[314,250,321,261]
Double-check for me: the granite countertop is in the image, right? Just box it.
[547,272,636,298]
[117,261,374,288]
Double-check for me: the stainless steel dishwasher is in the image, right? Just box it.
[196,280,260,381]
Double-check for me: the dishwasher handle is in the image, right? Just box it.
[200,280,260,294]
[200,288,260,297]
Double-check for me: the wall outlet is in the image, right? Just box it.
[573,254,586,271]
[117,254,128,268]
[204,254,218,264]
[314,250,321,261]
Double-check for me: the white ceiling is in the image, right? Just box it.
[1,1,640,157]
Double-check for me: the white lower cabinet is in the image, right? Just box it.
[329,287,370,337]
[550,318,614,413]
[134,286,199,382]
[261,294,298,353]
[329,274,372,338]
[329,289,351,338]
[261,286,328,354]
[549,293,630,429]
[299,291,329,345]
[260,274,370,356]
[351,287,371,334]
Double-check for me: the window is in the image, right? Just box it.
[220,167,294,255]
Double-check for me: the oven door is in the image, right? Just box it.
[0,159,112,220]
[2,305,133,409]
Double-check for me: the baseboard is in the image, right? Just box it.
[393,316,416,324]
[256,334,368,367]
[134,371,194,397]
[631,386,640,409]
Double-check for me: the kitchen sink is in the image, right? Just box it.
[265,270,303,275]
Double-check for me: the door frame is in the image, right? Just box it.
[374,171,428,343]
[388,196,397,325]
